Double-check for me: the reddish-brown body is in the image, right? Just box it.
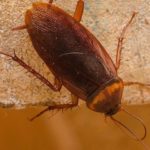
[0,0,148,143]
[19,0,126,115]
[0,1,140,116]
[25,3,121,106]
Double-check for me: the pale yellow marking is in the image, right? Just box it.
[91,81,123,107]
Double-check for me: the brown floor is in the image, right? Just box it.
[0,104,149,150]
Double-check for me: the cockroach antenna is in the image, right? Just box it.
[110,107,149,150]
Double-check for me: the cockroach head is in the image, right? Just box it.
[87,77,124,116]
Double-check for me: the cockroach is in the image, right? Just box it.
[0,0,150,146]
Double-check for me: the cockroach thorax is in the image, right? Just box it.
[87,77,124,116]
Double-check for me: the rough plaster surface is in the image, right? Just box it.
[0,0,150,108]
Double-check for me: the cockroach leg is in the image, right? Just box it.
[0,50,62,91]
[124,81,150,87]
[115,12,137,70]
[74,0,84,22]
[49,0,53,4]
[12,24,27,31]
[30,94,79,121]
[124,81,149,102]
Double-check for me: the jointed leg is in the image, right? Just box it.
[0,50,62,91]
[30,94,79,121]
[124,81,150,87]
[115,12,137,70]
[124,81,149,101]
[74,0,84,22]
[12,24,27,31]
[124,81,150,104]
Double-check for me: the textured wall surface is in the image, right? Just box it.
[0,0,150,108]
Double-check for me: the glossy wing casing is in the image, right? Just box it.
[25,3,117,100]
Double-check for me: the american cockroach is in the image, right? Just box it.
[0,0,150,146]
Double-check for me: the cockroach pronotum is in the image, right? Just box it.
[0,0,150,147]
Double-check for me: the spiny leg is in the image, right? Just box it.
[30,94,79,121]
[0,50,62,91]
[74,0,84,22]
[115,12,137,70]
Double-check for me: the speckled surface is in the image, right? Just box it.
[0,0,150,108]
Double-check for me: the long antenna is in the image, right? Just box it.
[121,107,147,140]
[109,108,149,150]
